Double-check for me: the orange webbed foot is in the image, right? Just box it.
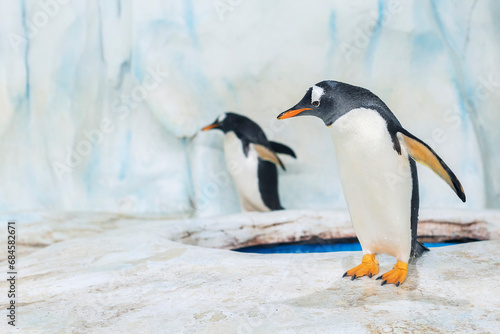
[376,260,408,287]
[343,254,379,280]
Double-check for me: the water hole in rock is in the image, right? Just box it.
[234,238,479,254]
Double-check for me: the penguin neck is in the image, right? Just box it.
[329,108,390,146]
[226,129,246,143]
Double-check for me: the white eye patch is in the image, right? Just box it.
[311,85,324,104]
[217,113,227,122]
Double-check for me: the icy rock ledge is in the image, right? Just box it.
[0,210,499,332]
[3,209,499,258]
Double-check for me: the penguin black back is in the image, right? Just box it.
[202,112,296,211]
[209,112,270,146]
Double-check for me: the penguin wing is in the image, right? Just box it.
[269,141,297,158]
[398,129,466,202]
[254,144,286,171]
[258,160,284,210]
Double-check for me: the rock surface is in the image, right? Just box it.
[1,210,500,333]
[2,209,499,260]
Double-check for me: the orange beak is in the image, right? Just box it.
[201,123,219,131]
[277,108,312,120]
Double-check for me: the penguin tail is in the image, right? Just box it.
[409,241,430,264]
[269,141,297,158]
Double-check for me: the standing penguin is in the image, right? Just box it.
[277,81,465,286]
[202,112,296,212]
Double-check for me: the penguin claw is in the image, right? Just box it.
[343,254,379,281]
[376,276,383,280]
[378,260,408,287]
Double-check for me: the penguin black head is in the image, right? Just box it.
[201,112,269,143]
[202,112,259,134]
[201,112,232,133]
[277,81,385,126]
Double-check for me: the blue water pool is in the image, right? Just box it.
[235,242,458,254]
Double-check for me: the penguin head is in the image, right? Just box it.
[201,112,265,139]
[201,113,234,133]
[277,81,375,126]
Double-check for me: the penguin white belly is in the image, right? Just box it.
[330,108,413,262]
[223,132,270,212]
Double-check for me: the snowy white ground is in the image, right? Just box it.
[1,1,500,216]
[0,210,499,333]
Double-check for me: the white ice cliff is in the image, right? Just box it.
[0,1,499,216]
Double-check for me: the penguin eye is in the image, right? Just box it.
[312,100,320,107]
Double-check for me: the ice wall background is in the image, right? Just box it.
[0,0,498,217]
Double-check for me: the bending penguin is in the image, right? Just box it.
[202,112,296,212]
[277,81,466,286]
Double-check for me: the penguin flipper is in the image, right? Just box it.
[269,141,297,158]
[254,144,286,171]
[398,130,466,202]
[258,160,284,210]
